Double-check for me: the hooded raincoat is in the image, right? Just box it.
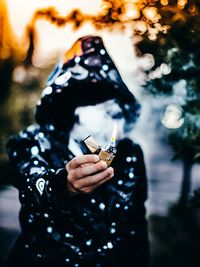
[6,36,149,267]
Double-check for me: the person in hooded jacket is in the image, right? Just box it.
[6,35,149,267]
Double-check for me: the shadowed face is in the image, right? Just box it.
[69,99,127,146]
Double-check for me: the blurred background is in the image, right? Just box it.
[0,0,200,266]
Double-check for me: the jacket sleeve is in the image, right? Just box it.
[6,126,71,210]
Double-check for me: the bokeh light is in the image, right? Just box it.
[161,104,184,129]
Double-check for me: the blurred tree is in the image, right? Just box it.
[0,0,15,103]
[0,1,46,186]
[136,0,200,206]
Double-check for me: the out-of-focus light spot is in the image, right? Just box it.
[123,4,140,20]
[41,86,53,97]
[143,7,160,23]
[107,241,113,249]
[189,5,196,14]
[154,23,162,31]
[47,226,53,233]
[129,172,134,179]
[148,28,158,40]
[160,63,171,75]
[134,21,147,34]
[178,0,187,9]
[12,66,27,83]
[149,34,157,41]
[102,64,109,71]
[140,53,155,71]
[55,71,71,85]
[126,157,132,162]
[74,56,81,63]
[162,25,170,34]
[161,104,184,129]
[100,49,105,55]
[31,146,39,155]
[86,239,92,246]
[153,68,162,79]
[148,63,171,80]
[161,0,168,6]
[99,203,106,210]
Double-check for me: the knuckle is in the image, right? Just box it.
[67,172,73,183]
[72,157,79,166]
[96,164,103,172]
[86,154,98,162]
[66,162,71,172]
[84,155,91,161]
[78,168,86,178]
[82,187,94,194]
[106,167,114,175]
[96,162,106,171]
[73,181,81,190]
[92,173,103,183]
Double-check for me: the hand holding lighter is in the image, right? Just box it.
[82,124,117,167]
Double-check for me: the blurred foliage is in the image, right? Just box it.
[0,1,56,187]
[30,0,167,33]
[0,63,52,187]
[136,0,200,204]
[136,0,200,162]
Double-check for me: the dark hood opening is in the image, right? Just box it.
[34,35,141,135]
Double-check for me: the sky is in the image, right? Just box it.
[6,0,101,63]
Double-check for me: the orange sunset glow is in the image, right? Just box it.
[0,0,196,71]
[1,0,175,67]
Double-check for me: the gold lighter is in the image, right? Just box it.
[83,123,117,167]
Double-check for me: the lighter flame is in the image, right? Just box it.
[110,122,117,146]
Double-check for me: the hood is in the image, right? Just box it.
[35,35,140,134]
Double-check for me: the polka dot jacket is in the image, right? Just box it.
[6,36,149,267]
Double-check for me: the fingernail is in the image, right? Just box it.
[93,155,99,161]
[101,161,107,168]
[107,167,113,174]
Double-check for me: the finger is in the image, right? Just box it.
[68,154,99,169]
[67,181,79,195]
[76,167,114,189]
[80,162,94,167]
[74,161,107,179]
[93,172,114,188]
[81,172,114,193]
